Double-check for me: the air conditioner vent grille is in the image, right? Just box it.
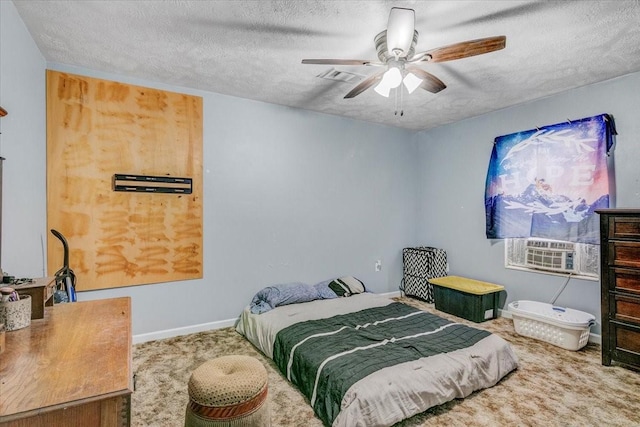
[526,248,566,270]
[525,239,574,250]
[316,68,364,83]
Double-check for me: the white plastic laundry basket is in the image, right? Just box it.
[508,300,596,351]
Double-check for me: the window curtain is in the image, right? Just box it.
[485,114,615,245]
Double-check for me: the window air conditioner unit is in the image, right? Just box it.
[524,239,577,274]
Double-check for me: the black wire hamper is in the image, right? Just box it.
[400,247,448,303]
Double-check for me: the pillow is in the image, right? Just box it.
[328,276,366,297]
[250,282,320,314]
[313,280,339,299]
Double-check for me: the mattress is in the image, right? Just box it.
[236,293,518,426]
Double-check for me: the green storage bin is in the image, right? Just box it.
[430,276,504,323]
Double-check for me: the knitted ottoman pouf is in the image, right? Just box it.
[185,355,270,427]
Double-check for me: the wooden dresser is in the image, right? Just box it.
[597,209,640,369]
[0,297,132,426]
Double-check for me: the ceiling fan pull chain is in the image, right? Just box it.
[394,87,398,115]
[400,83,404,116]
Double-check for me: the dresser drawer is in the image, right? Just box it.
[614,324,640,354]
[609,268,640,295]
[607,241,640,269]
[608,215,640,239]
[614,295,640,324]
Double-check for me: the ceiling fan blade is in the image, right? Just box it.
[417,36,506,63]
[344,70,385,99]
[405,66,446,94]
[386,7,415,57]
[302,59,378,66]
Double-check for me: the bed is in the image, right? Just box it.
[236,292,518,427]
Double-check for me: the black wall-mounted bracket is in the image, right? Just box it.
[113,174,192,194]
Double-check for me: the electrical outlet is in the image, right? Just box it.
[375,260,382,272]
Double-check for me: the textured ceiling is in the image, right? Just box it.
[12,0,640,131]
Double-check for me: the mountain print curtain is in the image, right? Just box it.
[485,114,616,245]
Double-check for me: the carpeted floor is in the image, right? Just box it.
[132,297,640,426]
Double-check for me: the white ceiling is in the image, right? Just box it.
[12,1,640,131]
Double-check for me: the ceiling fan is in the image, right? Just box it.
[302,7,506,100]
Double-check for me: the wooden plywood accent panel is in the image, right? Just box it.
[46,71,202,290]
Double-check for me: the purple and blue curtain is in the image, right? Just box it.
[485,114,615,245]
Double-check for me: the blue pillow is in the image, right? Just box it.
[250,282,320,314]
[314,280,339,299]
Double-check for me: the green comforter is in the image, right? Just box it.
[273,302,491,426]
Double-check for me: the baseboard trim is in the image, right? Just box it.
[498,307,512,318]
[588,332,602,345]
[380,290,402,298]
[133,318,237,344]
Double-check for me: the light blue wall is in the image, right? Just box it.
[415,72,640,334]
[2,2,419,336]
[0,1,48,277]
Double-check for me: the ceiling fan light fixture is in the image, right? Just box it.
[384,66,403,88]
[386,7,415,57]
[374,83,392,98]
[402,72,423,94]
[374,66,403,97]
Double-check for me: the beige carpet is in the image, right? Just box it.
[132,297,640,426]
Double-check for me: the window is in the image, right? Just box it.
[505,238,599,281]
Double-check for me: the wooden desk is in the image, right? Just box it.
[0,298,132,426]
